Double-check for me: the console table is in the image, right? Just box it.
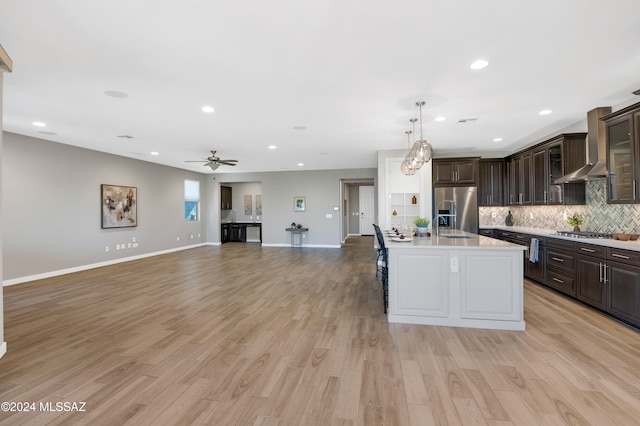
[285,227,308,247]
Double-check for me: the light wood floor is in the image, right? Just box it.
[1,237,640,425]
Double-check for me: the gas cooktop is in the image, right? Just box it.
[554,231,613,239]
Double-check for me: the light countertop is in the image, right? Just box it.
[481,225,640,252]
[383,230,525,250]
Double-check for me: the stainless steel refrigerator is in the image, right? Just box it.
[433,186,478,233]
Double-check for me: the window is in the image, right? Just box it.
[184,179,200,222]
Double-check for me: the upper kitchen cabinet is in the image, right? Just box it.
[604,102,640,204]
[531,133,587,205]
[507,152,531,205]
[221,185,233,210]
[479,159,504,206]
[433,157,479,186]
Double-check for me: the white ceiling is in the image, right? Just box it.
[1,1,640,174]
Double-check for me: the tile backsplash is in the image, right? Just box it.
[479,180,640,233]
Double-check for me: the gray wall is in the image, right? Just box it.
[2,132,376,282]
[3,132,207,282]
[207,168,376,247]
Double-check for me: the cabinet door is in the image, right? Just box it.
[607,260,640,326]
[577,255,606,310]
[532,148,548,204]
[527,245,545,283]
[519,153,532,205]
[455,160,477,184]
[548,143,566,205]
[607,115,636,203]
[221,186,233,210]
[479,160,503,206]
[433,161,454,185]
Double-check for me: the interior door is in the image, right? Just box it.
[359,186,375,235]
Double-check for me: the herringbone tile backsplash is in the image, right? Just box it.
[479,180,640,233]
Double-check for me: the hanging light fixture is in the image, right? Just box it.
[400,130,416,175]
[412,101,433,164]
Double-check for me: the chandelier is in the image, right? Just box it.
[401,101,434,175]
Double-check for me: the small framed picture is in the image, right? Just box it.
[294,196,306,212]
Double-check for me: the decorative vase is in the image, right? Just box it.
[505,211,514,226]
[573,225,581,232]
[417,226,428,236]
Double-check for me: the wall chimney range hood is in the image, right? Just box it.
[554,106,612,183]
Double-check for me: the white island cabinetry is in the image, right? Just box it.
[387,232,526,330]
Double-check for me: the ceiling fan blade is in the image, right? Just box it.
[185,160,207,163]
[218,160,238,165]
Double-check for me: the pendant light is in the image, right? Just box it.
[412,101,433,164]
[400,130,416,175]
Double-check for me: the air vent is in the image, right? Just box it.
[457,118,478,124]
[117,135,134,139]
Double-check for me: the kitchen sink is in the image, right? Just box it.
[440,234,471,239]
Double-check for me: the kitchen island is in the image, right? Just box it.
[385,231,526,330]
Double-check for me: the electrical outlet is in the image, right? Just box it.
[190,234,193,239]
[128,242,132,248]
[132,237,137,243]
[132,242,139,248]
[177,237,180,241]
[105,246,109,252]
[116,244,120,250]
[491,212,497,218]
[530,212,533,219]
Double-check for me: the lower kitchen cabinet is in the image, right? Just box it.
[607,260,640,325]
[546,239,576,297]
[576,254,607,310]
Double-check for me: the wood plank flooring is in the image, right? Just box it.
[1,237,640,425]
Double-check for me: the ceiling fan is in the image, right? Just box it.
[186,150,238,171]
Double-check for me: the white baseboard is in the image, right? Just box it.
[0,342,6,359]
[3,243,208,287]
[261,243,341,248]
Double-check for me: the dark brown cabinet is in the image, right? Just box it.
[433,158,479,186]
[545,238,576,297]
[607,260,640,325]
[508,153,531,205]
[529,134,587,205]
[604,106,639,204]
[577,253,607,310]
[221,186,232,210]
[479,159,504,206]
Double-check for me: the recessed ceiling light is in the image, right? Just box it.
[293,126,307,131]
[435,116,446,122]
[470,59,489,70]
[268,145,277,149]
[202,106,215,113]
[297,163,304,167]
[104,90,128,98]
[150,151,159,156]
[493,137,503,142]
[32,121,46,127]
[539,109,553,115]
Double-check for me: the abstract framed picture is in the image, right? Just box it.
[294,196,306,212]
[101,184,137,228]
[255,195,262,215]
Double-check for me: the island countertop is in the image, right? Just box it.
[384,230,526,250]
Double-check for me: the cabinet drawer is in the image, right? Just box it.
[547,237,576,251]
[511,233,531,244]
[547,250,575,272]
[576,243,606,258]
[546,269,576,297]
[607,248,640,266]
[478,229,496,239]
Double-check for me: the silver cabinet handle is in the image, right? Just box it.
[599,262,603,283]
[544,190,548,203]
[552,277,564,283]
[634,181,637,201]
[581,247,595,253]
[611,253,630,260]
[604,264,609,283]
[552,257,564,262]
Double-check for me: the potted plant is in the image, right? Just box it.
[567,213,584,232]
[415,218,430,235]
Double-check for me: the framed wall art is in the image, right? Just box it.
[244,194,252,215]
[255,195,262,215]
[101,184,137,228]
[294,196,306,212]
